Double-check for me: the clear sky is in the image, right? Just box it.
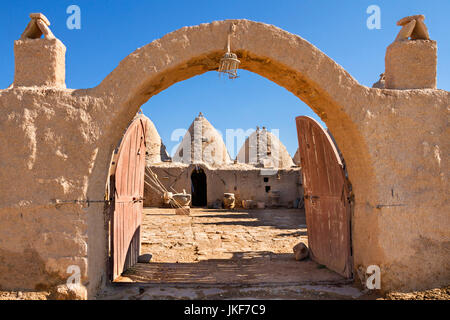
[1,1,449,158]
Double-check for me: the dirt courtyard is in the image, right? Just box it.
[2,207,448,300]
[115,207,345,285]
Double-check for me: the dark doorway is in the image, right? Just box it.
[191,168,207,206]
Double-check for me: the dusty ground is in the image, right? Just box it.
[2,208,448,300]
[100,207,360,299]
[115,208,343,284]
[3,285,448,300]
[0,291,49,300]
[141,207,308,263]
[98,207,450,300]
[382,286,450,300]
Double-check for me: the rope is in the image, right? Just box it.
[144,167,189,213]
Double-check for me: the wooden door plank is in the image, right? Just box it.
[296,116,352,278]
[111,116,149,281]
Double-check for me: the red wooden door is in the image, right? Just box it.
[111,116,148,281]
[295,116,352,278]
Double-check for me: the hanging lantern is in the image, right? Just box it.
[219,52,240,79]
[218,29,240,79]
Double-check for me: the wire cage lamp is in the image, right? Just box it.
[218,26,240,79]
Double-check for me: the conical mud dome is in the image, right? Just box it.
[237,127,294,169]
[293,148,301,166]
[133,114,170,164]
[173,113,231,166]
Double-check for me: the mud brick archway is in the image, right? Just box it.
[0,19,448,298]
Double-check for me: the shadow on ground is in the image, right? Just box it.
[194,208,307,231]
[118,251,344,285]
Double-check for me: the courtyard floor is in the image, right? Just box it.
[116,207,345,284]
[2,207,446,300]
[98,207,364,299]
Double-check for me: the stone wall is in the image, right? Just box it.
[144,163,303,208]
[0,87,102,297]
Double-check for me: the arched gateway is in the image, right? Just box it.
[0,16,448,298]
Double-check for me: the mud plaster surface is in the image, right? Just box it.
[1,19,448,296]
[115,208,343,284]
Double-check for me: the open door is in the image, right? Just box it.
[295,116,353,278]
[110,115,148,281]
[191,167,207,207]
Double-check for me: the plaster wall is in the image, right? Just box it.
[14,38,66,88]
[144,163,303,208]
[0,19,448,298]
[385,40,437,89]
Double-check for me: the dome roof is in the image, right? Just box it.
[134,114,170,164]
[293,148,301,166]
[173,113,231,166]
[237,127,294,169]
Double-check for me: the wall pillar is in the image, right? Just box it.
[385,40,437,89]
[14,38,66,88]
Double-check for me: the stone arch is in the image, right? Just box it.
[83,19,382,294]
[2,16,448,298]
[90,19,375,200]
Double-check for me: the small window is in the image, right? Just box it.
[265,186,271,193]
[263,177,269,183]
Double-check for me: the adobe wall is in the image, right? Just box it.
[0,19,448,298]
[144,163,189,207]
[0,87,104,298]
[211,166,302,208]
[144,163,303,208]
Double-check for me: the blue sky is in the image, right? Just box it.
[1,1,449,157]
